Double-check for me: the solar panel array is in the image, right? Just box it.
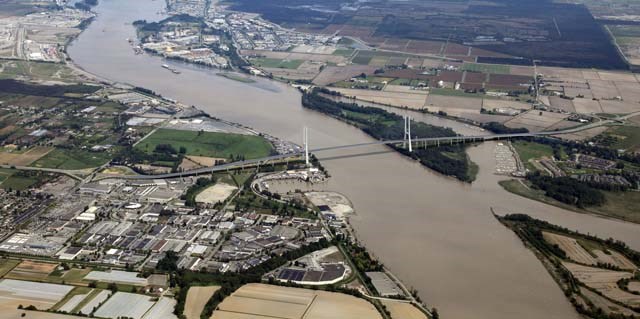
[277,264,346,283]
[278,268,305,281]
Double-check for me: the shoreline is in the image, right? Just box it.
[63,4,433,317]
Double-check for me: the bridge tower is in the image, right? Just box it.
[404,116,413,152]
[304,126,309,167]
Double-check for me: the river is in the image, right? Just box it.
[68,1,640,318]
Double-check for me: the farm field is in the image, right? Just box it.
[543,232,596,265]
[0,60,76,82]
[94,292,156,319]
[0,168,14,183]
[599,126,640,152]
[54,287,93,312]
[0,279,73,311]
[48,268,93,285]
[504,110,569,132]
[0,259,20,277]
[211,283,381,319]
[0,173,41,190]
[184,286,220,319]
[143,297,178,319]
[482,99,532,111]
[250,58,305,69]
[540,67,640,115]
[461,62,510,74]
[5,260,57,281]
[241,50,347,65]
[313,65,377,86]
[556,126,609,142]
[136,129,274,160]
[0,146,53,166]
[31,148,113,170]
[179,155,226,171]
[262,62,322,81]
[511,141,554,167]
[381,300,428,319]
[543,232,636,270]
[424,94,483,116]
[78,290,110,316]
[329,87,428,109]
[562,262,640,307]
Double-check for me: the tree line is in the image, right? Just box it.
[527,172,606,208]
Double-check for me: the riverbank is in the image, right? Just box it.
[66,1,640,318]
[501,179,640,224]
[59,4,428,318]
[302,89,478,182]
[495,213,640,318]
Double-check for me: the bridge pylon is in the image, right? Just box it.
[404,116,413,152]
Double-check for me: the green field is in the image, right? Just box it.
[331,76,395,89]
[0,169,49,191]
[461,62,511,74]
[500,179,640,224]
[136,129,274,160]
[93,101,126,113]
[604,126,640,151]
[429,88,486,98]
[512,140,554,171]
[351,51,375,65]
[0,61,75,81]
[231,172,254,187]
[332,48,355,57]
[43,268,93,285]
[0,259,20,278]
[0,175,39,190]
[31,148,113,170]
[0,168,15,183]
[251,58,304,69]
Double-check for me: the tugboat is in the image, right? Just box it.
[161,64,180,74]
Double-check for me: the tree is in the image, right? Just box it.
[157,251,179,272]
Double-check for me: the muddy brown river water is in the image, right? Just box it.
[68,1,640,317]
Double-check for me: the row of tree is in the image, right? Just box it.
[527,172,606,208]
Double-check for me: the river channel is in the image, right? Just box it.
[68,1,640,317]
